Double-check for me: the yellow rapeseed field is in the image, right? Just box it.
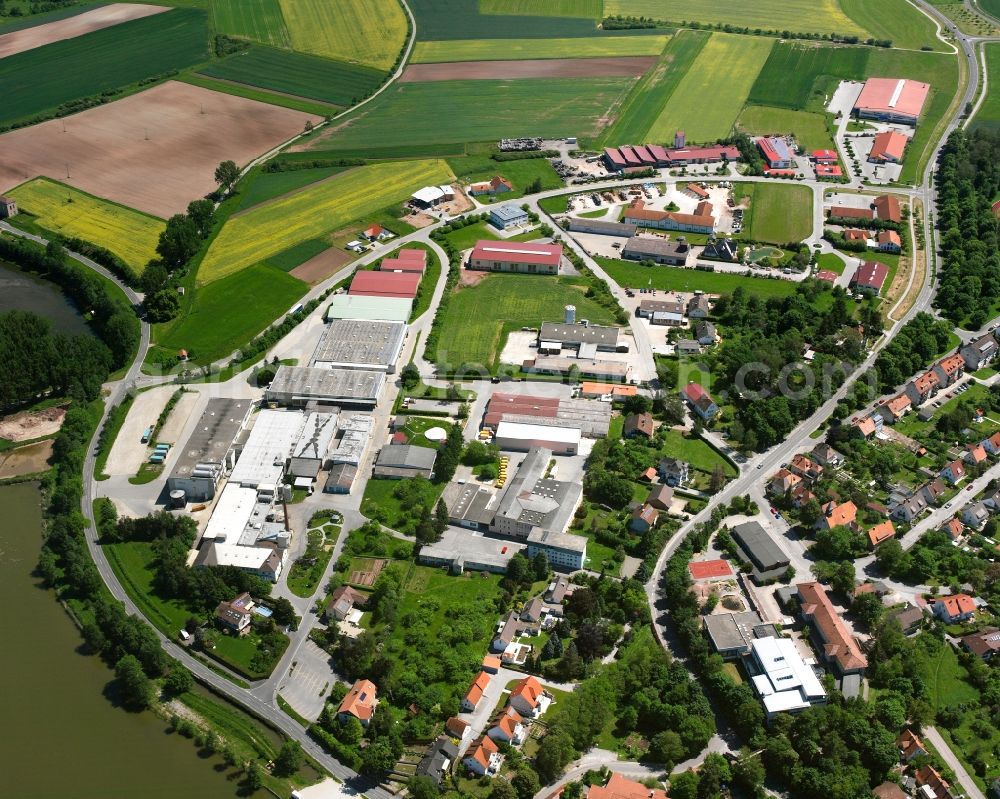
[7,178,163,274]
[199,159,454,284]
[277,0,406,70]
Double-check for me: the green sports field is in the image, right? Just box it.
[277,0,406,70]
[211,0,290,48]
[411,35,669,62]
[7,178,164,274]
[0,8,209,127]
[973,42,1000,131]
[595,257,800,297]
[737,183,814,244]
[301,77,635,151]
[199,45,384,107]
[737,105,836,151]
[645,33,773,142]
[435,274,616,369]
[605,0,865,37]
[199,159,453,282]
[840,0,946,51]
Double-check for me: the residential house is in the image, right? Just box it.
[932,594,977,623]
[470,175,514,196]
[623,412,654,440]
[873,783,908,799]
[658,457,690,486]
[796,581,868,674]
[790,454,823,481]
[933,353,965,387]
[965,442,988,466]
[687,294,710,318]
[939,458,967,485]
[639,467,657,483]
[546,576,571,604]
[920,479,946,505]
[215,592,255,636]
[855,415,878,438]
[815,500,858,531]
[647,484,674,511]
[463,736,502,777]
[508,676,547,717]
[961,333,998,371]
[877,230,902,253]
[888,605,924,635]
[941,517,964,540]
[960,627,1000,659]
[963,501,989,529]
[482,655,501,674]
[445,716,470,740]
[905,370,940,405]
[520,598,544,624]
[811,444,844,467]
[985,488,1000,511]
[338,679,378,725]
[897,729,928,762]
[676,339,702,356]
[915,765,954,799]
[791,483,816,508]
[873,194,902,224]
[492,612,523,652]
[487,707,525,745]
[891,492,928,523]
[416,738,459,786]
[681,382,719,420]
[462,672,491,711]
[880,393,912,423]
[324,586,370,622]
[362,224,391,242]
[587,773,669,799]
[983,431,1000,455]
[867,520,896,548]
[769,468,802,496]
[629,503,659,533]
[843,228,869,242]
[703,235,739,262]
[851,260,890,295]
[695,321,717,345]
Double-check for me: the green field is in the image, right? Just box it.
[266,239,331,271]
[974,42,1000,131]
[302,77,634,152]
[645,33,773,142]
[600,29,710,145]
[412,34,669,62]
[437,274,616,369]
[277,0,405,70]
[446,155,562,199]
[748,42,869,111]
[737,183,814,244]
[199,45,384,107]
[104,541,190,636]
[211,0,290,48]
[154,264,306,363]
[200,160,453,282]
[840,0,946,50]
[7,178,164,274]
[605,0,865,36]
[659,428,737,476]
[0,8,209,126]
[360,478,444,533]
[596,256,800,297]
[737,105,835,151]
[237,166,350,211]
[480,0,603,16]
[180,73,338,116]
[407,0,603,39]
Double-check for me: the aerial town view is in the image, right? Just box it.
[6,1,1000,799]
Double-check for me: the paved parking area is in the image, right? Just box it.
[103,386,173,476]
[280,638,341,722]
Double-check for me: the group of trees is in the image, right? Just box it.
[873,312,954,393]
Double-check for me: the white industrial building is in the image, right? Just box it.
[494,421,582,455]
[288,412,339,478]
[167,398,253,502]
[311,319,407,373]
[265,366,385,408]
[745,636,827,718]
[329,414,374,466]
[228,409,305,489]
[326,294,412,323]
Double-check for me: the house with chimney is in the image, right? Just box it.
[939,458,966,485]
[960,333,998,371]
[815,500,858,531]
[790,454,823,481]
[905,370,940,405]
[769,468,802,496]
[932,593,977,623]
[338,679,378,725]
[879,393,912,423]
[810,444,844,468]
[215,592,255,636]
[933,353,965,387]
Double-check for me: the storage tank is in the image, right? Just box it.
[169,489,186,508]
[276,531,291,549]
[564,304,576,324]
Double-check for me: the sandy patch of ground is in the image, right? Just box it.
[157,390,199,445]
[0,81,319,218]
[399,56,656,82]
[104,387,173,477]
[0,406,66,442]
[458,265,490,287]
[0,3,168,58]
[290,247,354,285]
[0,439,53,478]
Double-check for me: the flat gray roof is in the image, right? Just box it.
[442,482,499,526]
[567,218,637,236]
[170,398,252,479]
[623,236,689,258]
[539,322,620,348]
[491,205,528,222]
[420,527,523,570]
[494,447,581,535]
[312,319,406,370]
[376,443,437,470]
[527,527,588,554]
[732,521,790,574]
[704,611,765,653]
[266,366,384,404]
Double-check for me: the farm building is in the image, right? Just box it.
[603,144,738,171]
[622,200,714,234]
[373,444,437,479]
[494,421,581,455]
[812,150,838,163]
[167,398,253,502]
[578,382,637,399]
[815,163,843,179]
[684,183,710,199]
[826,206,874,222]
[873,194,902,223]
[853,78,930,125]
[757,137,794,169]
[868,131,907,163]
[411,185,454,208]
[326,294,412,323]
[850,261,889,295]
[470,175,513,196]
[468,240,562,274]
[265,365,385,408]
[489,205,529,230]
[662,144,739,166]
[622,234,690,265]
[0,196,17,218]
[380,249,427,273]
[349,270,421,299]
[566,218,637,237]
[311,319,407,373]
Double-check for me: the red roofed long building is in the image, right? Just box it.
[349,270,421,299]
[869,130,908,163]
[796,582,868,674]
[468,240,562,275]
[850,260,889,294]
[588,773,668,799]
[854,77,930,125]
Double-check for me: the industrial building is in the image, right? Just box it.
[265,366,385,408]
[288,412,339,478]
[193,541,285,583]
[373,443,437,479]
[494,420,582,455]
[566,218,637,237]
[167,398,253,502]
[349,270,421,299]
[325,294,412,323]
[228,409,307,490]
[328,414,374,466]
[704,611,766,659]
[621,235,690,265]
[868,130,908,163]
[757,137,795,169]
[526,529,586,571]
[468,240,562,275]
[602,144,739,171]
[520,356,629,383]
[311,319,407,373]
[853,77,930,125]
[484,392,612,438]
[489,205,529,230]
[745,636,827,718]
[537,320,621,353]
[730,520,790,583]
[418,527,524,574]
[411,185,454,208]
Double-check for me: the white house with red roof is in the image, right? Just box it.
[681,382,718,420]
[932,594,977,623]
[850,260,889,295]
[939,458,966,485]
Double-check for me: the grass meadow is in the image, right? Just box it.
[595,256,800,297]
[0,8,209,126]
[645,33,773,142]
[277,0,405,70]
[974,42,1000,131]
[7,178,164,273]
[411,35,669,62]
[737,105,836,151]
[303,78,634,151]
[446,154,563,198]
[436,274,616,369]
[199,159,453,282]
[199,45,384,106]
[840,0,946,50]
[736,183,814,244]
[605,0,865,37]
[211,0,290,48]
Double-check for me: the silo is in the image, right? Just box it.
[564,304,576,324]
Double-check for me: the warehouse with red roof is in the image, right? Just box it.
[468,240,562,275]
[868,130,908,163]
[349,270,421,299]
[854,77,930,125]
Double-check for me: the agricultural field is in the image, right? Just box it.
[401,57,654,81]
[412,35,669,63]
[199,159,453,282]
[179,73,337,116]
[436,274,616,369]
[748,42,869,111]
[600,29,709,145]
[973,42,1000,131]
[301,77,634,152]
[6,178,164,273]
[595,256,800,298]
[407,0,602,39]
[645,33,773,142]
[199,45,385,107]
[237,166,350,211]
[277,0,405,70]
[479,0,603,16]
[736,183,814,244]
[934,3,1000,35]
[0,8,209,127]
[840,0,947,50]
[210,0,290,48]
[737,105,835,151]
[604,0,865,37]
[154,263,307,364]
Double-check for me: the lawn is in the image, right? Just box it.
[277,0,405,70]
[412,35,669,62]
[659,428,737,476]
[436,273,617,369]
[287,523,341,598]
[737,183,814,244]
[6,178,164,274]
[600,29,710,146]
[267,239,331,271]
[153,263,307,364]
[237,166,351,211]
[360,478,445,534]
[300,77,635,152]
[199,159,453,283]
[199,45,385,107]
[407,0,602,39]
[816,252,847,275]
[442,221,539,251]
[841,0,947,51]
[0,8,209,127]
[446,155,562,199]
[645,33,773,143]
[211,0,290,48]
[104,541,192,636]
[736,105,836,152]
[595,255,800,297]
[396,416,452,448]
[605,0,865,37]
[480,0,603,17]
[211,624,289,680]
[974,42,1000,132]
